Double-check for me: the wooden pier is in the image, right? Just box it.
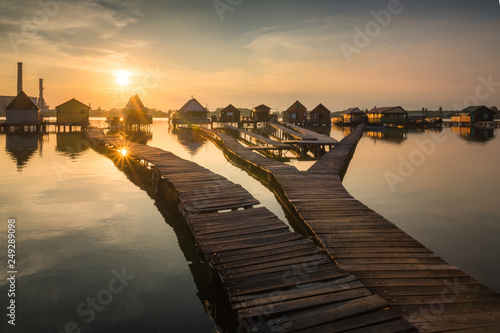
[0,121,88,133]
[85,128,413,332]
[265,122,338,158]
[222,124,291,157]
[196,125,500,332]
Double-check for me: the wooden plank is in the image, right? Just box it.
[293,309,404,333]
[230,276,360,309]
[220,258,335,282]
[237,288,372,319]
[247,295,389,333]
[225,269,350,296]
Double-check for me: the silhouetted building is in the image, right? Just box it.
[219,104,241,122]
[56,98,90,125]
[341,107,367,125]
[452,106,496,125]
[1,63,42,112]
[309,103,332,126]
[123,94,152,127]
[38,79,48,110]
[282,100,307,124]
[252,104,271,122]
[172,98,210,125]
[366,106,408,125]
[5,90,42,125]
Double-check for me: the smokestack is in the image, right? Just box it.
[38,78,45,109]
[17,62,23,94]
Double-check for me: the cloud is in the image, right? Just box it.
[0,0,152,72]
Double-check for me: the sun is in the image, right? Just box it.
[115,70,130,86]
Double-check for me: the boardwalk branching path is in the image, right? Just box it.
[197,124,500,332]
[85,128,413,333]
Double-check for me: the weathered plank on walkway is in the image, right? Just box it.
[196,124,500,332]
[307,124,365,176]
[86,128,411,333]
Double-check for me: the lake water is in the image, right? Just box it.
[1,119,499,332]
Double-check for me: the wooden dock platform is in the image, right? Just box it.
[222,124,291,156]
[85,128,413,332]
[283,123,339,144]
[264,123,337,158]
[268,123,317,141]
[196,125,500,332]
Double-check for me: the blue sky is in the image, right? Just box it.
[0,0,499,111]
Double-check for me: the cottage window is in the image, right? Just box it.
[484,114,488,119]
[291,113,297,119]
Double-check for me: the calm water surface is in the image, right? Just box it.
[1,119,499,333]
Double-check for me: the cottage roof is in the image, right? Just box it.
[178,98,207,113]
[367,106,405,114]
[311,103,331,114]
[221,104,240,114]
[462,105,496,114]
[5,90,39,111]
[125,94,148,111]
[56,98,90,110]
[285,100,307,112]
[254,104,271,111]
[341,107,363,115]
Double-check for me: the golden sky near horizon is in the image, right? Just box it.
[1,0,499,111]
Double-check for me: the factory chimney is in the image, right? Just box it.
[38,79,45,109]
[17,62,23,94]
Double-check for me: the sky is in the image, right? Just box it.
[0,0,499,111]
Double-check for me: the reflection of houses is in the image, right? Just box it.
[282,101,307,124]
[172,128,206,156]
[5,133,41,171]
[56,133,90,158]
[123,94,153,129]
[309,104,331,126]
[56,98,90,125]
[219,104,240,122]
[366,106,408,125]
[252,104,271,122]
[451,106,496,126]
[341,107,367,125]
[5,91,42,125]
[365,127,408,144]
[172,98,210,125]
[451,126,495,143]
